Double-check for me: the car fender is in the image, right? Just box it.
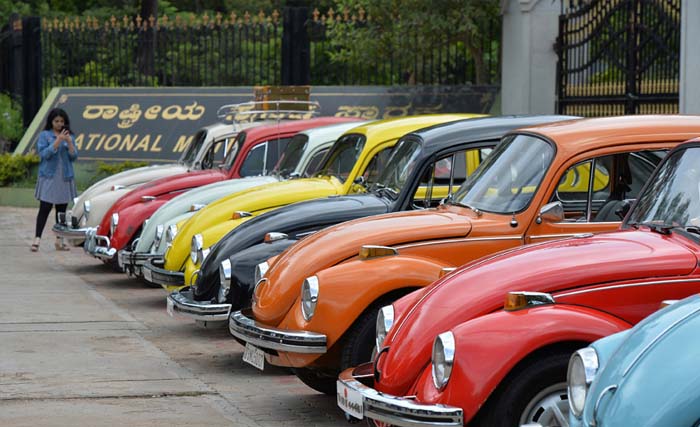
[111,198,169,250]
[412,304,632,423]
[282,255,448,360]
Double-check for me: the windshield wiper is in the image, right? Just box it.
[454,201,482,216]
[628,221,673,235]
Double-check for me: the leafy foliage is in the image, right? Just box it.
[94,160,149,176]
[0,153,39,186]
[0,93,24,143]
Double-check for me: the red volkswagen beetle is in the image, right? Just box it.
[83,117,354,264]
[337,138,700,426]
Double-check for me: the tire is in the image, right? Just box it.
[471,349,573,427]
[339,306,382,372]
[292,367,336,395]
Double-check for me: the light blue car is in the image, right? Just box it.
[567,293,700,427]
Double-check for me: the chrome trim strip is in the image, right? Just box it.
[622,303,700,377]
[395,235,522,250]
[556,278,700,299]
[167,288,232,321]
[529,233,582,240]
[142,259,185,286]
[118,250,162,266]
[337,368,463,427]
[591,384,617,427]
[228,310,327,353]
[51,223,89,240]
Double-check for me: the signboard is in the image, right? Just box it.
[16,86,498,163]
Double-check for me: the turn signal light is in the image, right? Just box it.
[439,267,457,278]
[504,291,555,312]
[659,300,679,310]
[359,245,398,260]
[232,211,252,220]
[141,196,156,202]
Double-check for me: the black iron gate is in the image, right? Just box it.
[556,0,681,116]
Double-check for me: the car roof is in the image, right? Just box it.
[343,114,481,147]
[406,115,580,154]
[517,115,700,150]
[298,120,373,146]
[241,117,358,145]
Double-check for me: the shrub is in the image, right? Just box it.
[0,93,24,149]
[0,153,39,186]
[94,160,149,176]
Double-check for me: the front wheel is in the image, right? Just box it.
[472,349,572,427]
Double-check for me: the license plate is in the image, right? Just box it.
[143,267,153,283]
[337,380,363,420]
[242,343,265,371]
[166,296,175,317]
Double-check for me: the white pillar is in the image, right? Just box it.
[500,0,560,114]
[680,0,700,114]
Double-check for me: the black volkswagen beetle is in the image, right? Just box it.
[166,115,578,326]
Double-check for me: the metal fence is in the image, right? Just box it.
[556,0,681,116]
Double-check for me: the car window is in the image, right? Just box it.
[550,150,666,222]
[265,138,292,173]
[412,147,493,209]
[239,142,268,177]
[362,147,394,184]
[303,148,329,177]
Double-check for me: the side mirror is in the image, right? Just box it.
[615,198,635,220]
[288,172,301,179]
[354,176,366,186]
[537,201,564,224]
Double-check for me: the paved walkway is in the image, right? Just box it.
[0,207,346,426]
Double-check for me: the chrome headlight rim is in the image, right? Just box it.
[154,224,164,248]
[375,305,395,350]
[254,261,270,285]
[165,224,178,248]
[568,347,599,418]
[190,234,204,265]
[300,276,319,322]
[218,258,232,303]
[431,331,456,391]
[110,213,119,236]
[83,200,91,220]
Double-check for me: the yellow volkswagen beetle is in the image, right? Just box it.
[142,114,480,291]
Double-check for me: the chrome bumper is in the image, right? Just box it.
[118,249,162,277]
[83,228,117,260]
[166,287,231,321]
[337,367,463,427]
[228,309,327,354]
[51,223,89,243]
[142,258,184,286]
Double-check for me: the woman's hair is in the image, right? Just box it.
[44,108,72,133]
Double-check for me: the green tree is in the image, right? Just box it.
[325,0,500,84]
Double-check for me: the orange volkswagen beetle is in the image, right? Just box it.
[230,115,700,393]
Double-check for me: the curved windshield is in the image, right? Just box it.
[451,134,555,214]
[179,129,207,166]
[626,147,700,231]
[316,134,366,183]
[272,133,308,178]
[223,131,245,171]
[372,137,422,199]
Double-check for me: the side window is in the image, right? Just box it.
[411,147,491,209]
[265,138,292,173]
[239,142,267,177]
[303,148,329,177]
[362,147,394,184]
[550,150,665,222]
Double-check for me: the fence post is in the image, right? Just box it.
[281,6,310,85]
[21,17,42,128]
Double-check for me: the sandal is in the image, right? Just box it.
[30,238,40,252]
[55,239,70,251]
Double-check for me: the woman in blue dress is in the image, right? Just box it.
[31,108,78,251]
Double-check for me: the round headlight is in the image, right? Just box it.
[218,259,232,303]
[165,224,178,248]
[83,200,91,220]
[375,305,395,350]
[568,347,599,418]
[110,213,119,236]
[431,331,455,390]
[190,234,204,264]
[300,276,319,321]
[154,224,164,248]
[254,261,270,285]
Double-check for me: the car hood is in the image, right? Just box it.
[583,294,700,426]
[194,194,392,299]
[253,207,473,325]
[135,175,280,252]
[164,176,345,271]
[72,164,187,218]
[378,230,698,395]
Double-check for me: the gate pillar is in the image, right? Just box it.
[680,0,700,113]
[500,0,559,114]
